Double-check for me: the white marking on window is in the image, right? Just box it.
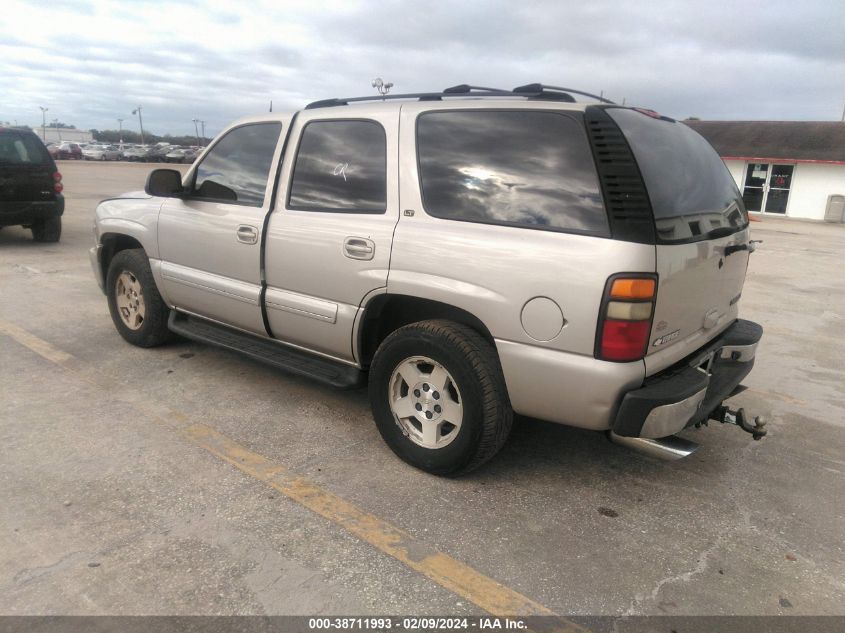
[333,162,349,181]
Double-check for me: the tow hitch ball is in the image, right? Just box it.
[704,406,767,440]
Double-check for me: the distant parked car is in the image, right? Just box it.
[53,142,82,160]
[122,146,151,162]
[164,147,199,164]
[143,145,176,163]
[83,144,121,161]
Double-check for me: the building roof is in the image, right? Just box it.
[684,120,845,164]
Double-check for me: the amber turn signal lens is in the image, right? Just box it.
[610,278,655,299]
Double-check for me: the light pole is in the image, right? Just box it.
[132,106,144,145]
[39,106,48,141]
[192,118,200,147]
[199,120,206,146]
[117,118,124,144]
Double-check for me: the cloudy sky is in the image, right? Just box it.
[2,0,844,137]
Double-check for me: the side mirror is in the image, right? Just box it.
[145,169,184,197]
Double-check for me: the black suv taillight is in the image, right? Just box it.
[595,274,657,362]
[53,171,63,194]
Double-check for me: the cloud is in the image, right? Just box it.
[1,0,843,135]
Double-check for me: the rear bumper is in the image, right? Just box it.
[612,319,763,438]
[0,197,64,226]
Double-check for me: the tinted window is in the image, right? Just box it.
[608,109,747,243]
[288,120,386,212]
[193,122,282,206]
[0,133,50,165]
[416,111,607,234]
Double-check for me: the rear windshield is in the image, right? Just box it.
[608,109,747,243]
[0,132,51,165]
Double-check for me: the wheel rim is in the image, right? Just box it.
[115,270,145,330]
[388,356,463,449]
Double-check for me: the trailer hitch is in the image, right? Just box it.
[708,405,767,440]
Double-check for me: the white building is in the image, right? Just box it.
[685,121,845,221]
[36,128,93,143]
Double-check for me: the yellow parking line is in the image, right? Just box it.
[0,319,587,629]
[185,423,579,622]
[0,320,73,365]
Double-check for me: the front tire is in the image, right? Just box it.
[369,320,512,476]
[31,215,61,242]
[106,249,172,347]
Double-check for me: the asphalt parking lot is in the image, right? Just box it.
[1,162,843,619]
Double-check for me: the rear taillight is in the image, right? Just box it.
[595,274,657,362]
[53,171,63,194]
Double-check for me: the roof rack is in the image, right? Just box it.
[513,83,616,104]
[304,83,616,109]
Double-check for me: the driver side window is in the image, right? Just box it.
[192,122,282,207]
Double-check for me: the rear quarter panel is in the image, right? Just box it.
[393,102,655,428]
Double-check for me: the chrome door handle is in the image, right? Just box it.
[343,237,375,260]
[236,224,258,244]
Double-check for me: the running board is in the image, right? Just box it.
[608,432,699,460]
[168,312,365,389]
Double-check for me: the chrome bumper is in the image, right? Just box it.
[613,319,763,439]
[640,387,708,438]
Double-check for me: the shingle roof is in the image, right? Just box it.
[683,120,845,162]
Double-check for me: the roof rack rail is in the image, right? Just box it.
[442,84,512,95]
[513,83,616,104]
[304,83,616,109]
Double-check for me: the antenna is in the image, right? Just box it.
[372,77,394,96]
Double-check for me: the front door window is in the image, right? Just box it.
[741,163,794,214]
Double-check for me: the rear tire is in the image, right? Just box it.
[106,249,172,347]
[369,320,512,476]
[31,215,61,242]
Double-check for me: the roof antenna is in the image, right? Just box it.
[372,77,394,98]
[269,100,273,112]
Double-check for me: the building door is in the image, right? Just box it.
[741,163,794,214]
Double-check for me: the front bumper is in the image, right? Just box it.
[612,319,763,438]
[90,244,105,292]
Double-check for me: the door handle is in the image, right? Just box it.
[236,224,258,245]
[343,237,375,260]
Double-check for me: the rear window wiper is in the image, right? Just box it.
[726,239,763,256]
[704,226,738,240]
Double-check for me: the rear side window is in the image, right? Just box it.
[193,122,282,207]
[288,120,387,213]
[0,133,50,165]
[416,110,608,235]
[607,109,747,243]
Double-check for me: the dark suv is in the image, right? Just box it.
[0,127,64,242]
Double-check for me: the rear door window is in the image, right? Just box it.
[0,133,50,165]
[607,108,747,243]
[416,110,608,235]
[192,122,282,207]
[288,120,387,213]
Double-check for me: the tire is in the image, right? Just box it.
[369,320,512,476]
[106,248,172,347]
[31,215,61,242]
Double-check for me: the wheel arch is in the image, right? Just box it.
[99,232,145,285]
[356,293,496,368]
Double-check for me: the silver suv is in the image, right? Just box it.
[90,84,764,475]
